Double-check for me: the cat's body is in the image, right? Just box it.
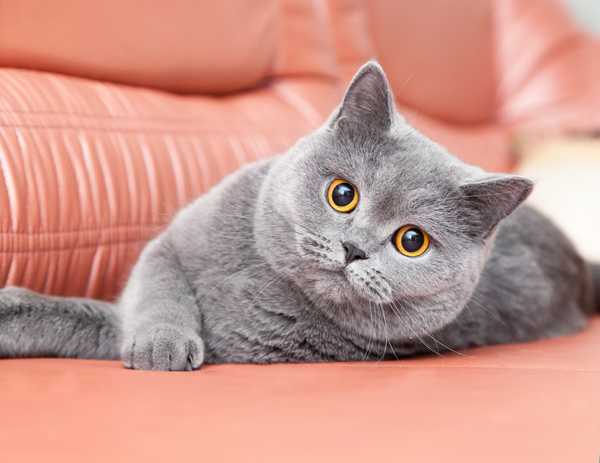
[0,62,596,369]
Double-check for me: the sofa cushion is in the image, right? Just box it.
[0,0,279,94]
[2,317,600,462]
[367,0,496,125]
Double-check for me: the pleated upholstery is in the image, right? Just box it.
[0,0,339,300]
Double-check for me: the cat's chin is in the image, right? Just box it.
[300,267,393,307]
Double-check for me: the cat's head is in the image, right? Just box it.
[255,61,532,336]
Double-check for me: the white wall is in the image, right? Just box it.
[560,0,600,36]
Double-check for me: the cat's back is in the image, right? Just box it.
[129,155,278,301]
[492,204,585,279]
[455,204,593,346]
[167,156,278,253]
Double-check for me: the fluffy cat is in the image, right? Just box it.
[0,62,597,370]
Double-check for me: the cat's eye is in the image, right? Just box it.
[328,179,358,212]
[395,225,430,257]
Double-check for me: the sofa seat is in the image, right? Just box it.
[2,317,600,463]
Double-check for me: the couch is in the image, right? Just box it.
[1,0,600,461]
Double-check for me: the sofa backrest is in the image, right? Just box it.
[0,0,336,94]
[367,0,496,125]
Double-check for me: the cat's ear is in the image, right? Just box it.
[460,175,534,239]
[331,61,396,133]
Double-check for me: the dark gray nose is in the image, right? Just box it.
[342,242,367,265]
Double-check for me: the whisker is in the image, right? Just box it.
[390,299,442,357]
[241,257,305,327]
[397,72,414,95]
[150,209,175,218]
[198,253,309,306]
[150,223,171,232]
[468,297,507,326]
[169,222,311,258]
[400,298,466,357]
[373,301,398,365]
[169,235,208,256]
[211,213,251,220]
[287,218,324,240]
[361,299,375,362]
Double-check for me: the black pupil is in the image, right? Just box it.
[401,228,425,253]
[332,183,355,207]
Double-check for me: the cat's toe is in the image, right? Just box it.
[151,325,203,371]
[130,335,155,370]
[121,324,204,371]
[120,338,136,369]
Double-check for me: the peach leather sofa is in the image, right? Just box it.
[2,0,600,461]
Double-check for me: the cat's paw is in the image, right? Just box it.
[121,324,204,371]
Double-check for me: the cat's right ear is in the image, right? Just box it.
[459,175,534,239]
[330,61,396,134]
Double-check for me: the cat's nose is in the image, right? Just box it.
[342,242,367,265]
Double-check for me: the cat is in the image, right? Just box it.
[0,61,597,371]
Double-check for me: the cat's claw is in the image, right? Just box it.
[121,324,204,371]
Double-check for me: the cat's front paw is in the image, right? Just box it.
[121,324,204,371]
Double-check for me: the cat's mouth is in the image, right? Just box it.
[324,265,394,304]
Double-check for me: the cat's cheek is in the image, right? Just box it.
[383,251,440,296]
[313,275,353,305]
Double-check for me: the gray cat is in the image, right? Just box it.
[1,62,598,370]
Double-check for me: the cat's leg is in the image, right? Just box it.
[119,237,204,371]
[0,286,121,359]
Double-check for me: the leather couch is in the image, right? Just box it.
[1,0,600,461]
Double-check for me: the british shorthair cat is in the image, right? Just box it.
[0,62,596,370]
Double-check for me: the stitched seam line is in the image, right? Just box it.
[0,237,150,254]
[0,223,164,235]
[0,122,306,136]
[0,107,279,123]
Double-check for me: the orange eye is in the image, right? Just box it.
[395,225,430,257]
[328,180,358,212]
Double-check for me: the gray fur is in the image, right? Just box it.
[0,287,120,359]
[0,62,594,369]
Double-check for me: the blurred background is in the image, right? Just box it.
[518,0,600,261]
[562,0,600,35]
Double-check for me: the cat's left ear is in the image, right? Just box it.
[460,175,534,239]
[331,61,396,133]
